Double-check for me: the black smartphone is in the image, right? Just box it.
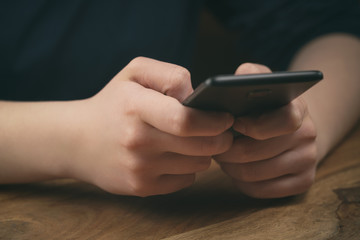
[183,70,323,116]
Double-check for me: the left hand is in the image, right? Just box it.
[214,63,318,198]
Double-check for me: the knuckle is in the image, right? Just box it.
[239,62,263,74]
[128,56,146,69]
[121,125,148,150]
[286,107,304,132]
[297,170,316,194]
[122,97,138,117]
[125,57,149,84]
[302,144,318,168]
[128,176,152,197]
[168,110,191,136]
[165,65,191,96]
[172,65,191,83]
[126,57,143,74]
[286,99,308,133]
[299,119,317,140]
[293,148,317,177]
[126,157,148,175]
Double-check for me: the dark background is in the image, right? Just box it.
[191,10,241,88]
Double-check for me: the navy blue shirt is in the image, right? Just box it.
[1,0,360,100]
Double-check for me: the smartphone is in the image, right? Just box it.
[183,70,323,116]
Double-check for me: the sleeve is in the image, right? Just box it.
[206,0,360,70]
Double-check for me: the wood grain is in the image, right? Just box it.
[1,123,360,240]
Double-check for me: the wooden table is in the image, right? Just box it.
[1,123,360,240]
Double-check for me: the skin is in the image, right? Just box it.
[0,57,234,197]
[0,34,359,198]
[215,33,360,198]
[215,63,318,198]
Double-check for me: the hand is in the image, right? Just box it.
[67,57,234,197]
[214,63,318,198]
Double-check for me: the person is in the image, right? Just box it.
[0,0,359,198]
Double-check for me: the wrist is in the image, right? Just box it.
[48,99,92,180]
[0,99,89,183]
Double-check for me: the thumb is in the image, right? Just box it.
[235,62,272,75]
[120,57,193,102]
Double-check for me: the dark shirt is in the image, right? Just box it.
[1,0,359,101]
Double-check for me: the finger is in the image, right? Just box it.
[154,174,196,195]
[235,62,272,75]
[157,129,234,156]
[120,122,234,157]
[127,173,196,197]
[122,57,193,102]
[156,153,212,174]
[135,85,234,137]
[219,143,317,182]
[214,135,291,163]
[234,98,307,140]
[233,169,316,199]
[215,113,316,164]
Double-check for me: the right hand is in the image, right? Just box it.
[67,57,234,197]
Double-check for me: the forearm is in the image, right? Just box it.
[289,33,360,160]
[0,100,84,183]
